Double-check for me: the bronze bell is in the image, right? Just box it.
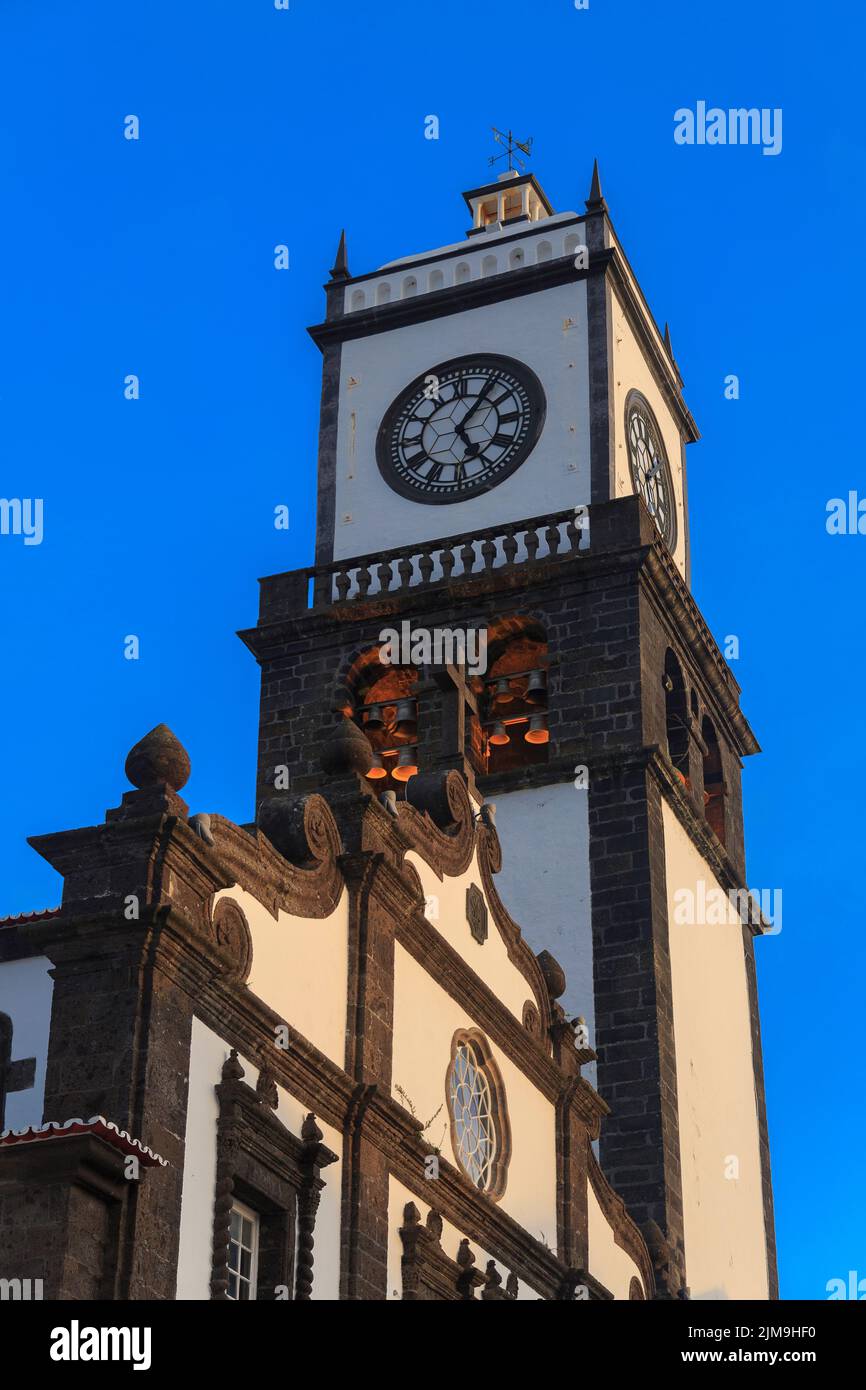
[395,698,417,739]
[524,669,547,707]
[365,702,384,730]
[488,721,510,747]
[493,676,513,706]
[524,713,549,745]
[392,746,419,782]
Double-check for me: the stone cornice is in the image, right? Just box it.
[307,256,589,351]
[603,239,699,443]
[641,539,759,758]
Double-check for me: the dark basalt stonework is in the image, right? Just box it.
[240,491,776,1297]
[320,715,374,778]
[0,750,656,1302]
[125,723,191,791]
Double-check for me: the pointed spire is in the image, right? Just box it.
[664,322,674,358]
[585,158,606,211]
[329,229,350,281]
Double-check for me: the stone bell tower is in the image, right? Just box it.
[242,160,777,1300]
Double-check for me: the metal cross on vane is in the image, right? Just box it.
[489,127,533,173]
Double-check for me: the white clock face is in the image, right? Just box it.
[376,354,546,503]
[625,391,677,549]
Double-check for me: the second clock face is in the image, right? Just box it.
[625,390,677,550]
[375,354,546,503]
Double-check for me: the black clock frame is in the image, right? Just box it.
[624,388,677,551]
[375,353,547,504]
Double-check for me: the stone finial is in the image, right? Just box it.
[221,1048,245,1083]
[320,717,373,778]
[456,1238,475,1270]
[256,1065,278,1110]
[301,1112,323,1144]
[537,948,567,1000]
[426,1210,443,1243]
[125,724,191,792]
[402,1201,422,1228]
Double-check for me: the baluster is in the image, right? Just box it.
[376,560,393,593]
[460,540,476,576]
[545,522,561,556]
[356,563,371,597]
[397,554,413,590]
[334,569,351,602]
[502,528,518,566]
[565,515,579,551]
[481,537,497,571]
[440,546,455,581]
[418,549,434,585]
[524,527,539,563]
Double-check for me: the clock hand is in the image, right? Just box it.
[458,375,499,432]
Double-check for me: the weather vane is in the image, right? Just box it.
[489,127,533,173]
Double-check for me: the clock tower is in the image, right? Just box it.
[242,161,777,1300]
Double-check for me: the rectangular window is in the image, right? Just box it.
[227,1200,259,1301]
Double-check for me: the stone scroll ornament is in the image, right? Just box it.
[210,898,254,982]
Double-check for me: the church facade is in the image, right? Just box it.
[0,163,776,1302]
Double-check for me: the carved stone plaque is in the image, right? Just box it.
[466,883,488,945]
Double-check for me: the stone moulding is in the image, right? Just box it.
[386,769,554,1041]
[399,1202,520,1301]
[643,541,758,758]
[0,1116,168,1167]
[475,820,556,1041]
[400,769,476,880]
[206,795,345,921]
[587,1149,655,1298]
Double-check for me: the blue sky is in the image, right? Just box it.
[0,0,862,1299]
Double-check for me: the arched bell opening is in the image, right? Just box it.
[663,649,690,787]
[702,716,726,845]
[476,620,550,775]
[344,649,421,791]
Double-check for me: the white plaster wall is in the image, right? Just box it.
[610,285,688,579]
[662,801,769,1300]
[0,956,53,1132]
[587,1185,644,1299]
[212,887,348,1070]
[333,280,590,560]
[176,1016,343,1301]
[405,847,534,1023]
[391,943,557,1246]
[386,1175,542,1300]
[492,783,594,1056]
